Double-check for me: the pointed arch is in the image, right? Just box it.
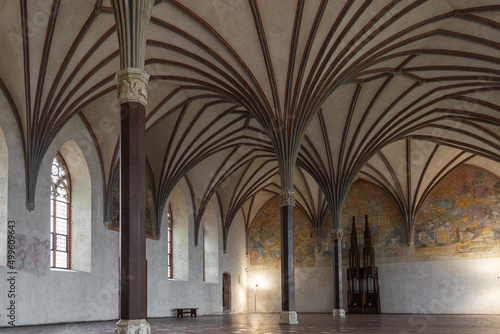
[57,140,92,272]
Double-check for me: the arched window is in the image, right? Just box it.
[167,205,173,278]
[50,153,71,269]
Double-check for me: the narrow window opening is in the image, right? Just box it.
[50,153,71,269]
[167,205,173,278]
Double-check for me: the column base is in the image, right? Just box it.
[279,311,298,325]
[332,309,346,318]
[115,319,150,334]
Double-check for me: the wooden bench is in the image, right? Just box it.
[175,308,198,318]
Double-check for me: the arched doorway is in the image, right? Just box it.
[222,272,231,312]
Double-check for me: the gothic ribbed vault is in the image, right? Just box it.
[0,0,499,247]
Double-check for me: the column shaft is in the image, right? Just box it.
[280,204,295,311]
[331,228,346,317]
[333,238,343,309]
[120,101,147,320]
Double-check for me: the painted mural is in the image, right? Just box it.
[108,168,157,239]
[249,196,317,268]
[16,234,50,277]
[249,181,406,269]
[415,166,500,260]
[337,180,406,263]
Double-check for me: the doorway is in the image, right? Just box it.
[222,272,231,312]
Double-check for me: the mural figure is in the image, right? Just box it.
[456,216,478,251]
[248,197,316,268]
[415,167,500,260]
[489,211,500,240]
[340,181,405,263]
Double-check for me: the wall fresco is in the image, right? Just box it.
[248,196,316,268]
[16,235,50,277]
[415,166,500,260]
[331,180,406,263]
[249,181,406,268]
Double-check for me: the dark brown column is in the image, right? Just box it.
[110,0,154,331]
[120,101,147,320]
[280,204,295,311]
[332,229,346,317]
[279,190,298,324]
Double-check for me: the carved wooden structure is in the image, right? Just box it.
[347,215,381,314]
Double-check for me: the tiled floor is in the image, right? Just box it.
[2,313,500,333]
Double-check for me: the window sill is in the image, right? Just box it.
[168,278,188,282]
[50,268,77,273]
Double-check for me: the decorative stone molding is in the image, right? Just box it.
[116,68,150,106]
[333,308,346,318]
[331,229,344,240]
[279,311,298,325]
[279,190,295,207]
[115,319,150,334]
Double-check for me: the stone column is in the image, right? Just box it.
[279,190,298,325]
[115,68,150,334]
[331,229,346,317]
[109,1,154,331]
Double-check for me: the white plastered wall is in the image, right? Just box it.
[0,114,119,327]
[146,179,249,317]
[0,107,250,327]
[203,201,219,284]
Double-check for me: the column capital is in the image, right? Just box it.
[116,68,150,106]
[279,190,295,207]
[331,229,344,240]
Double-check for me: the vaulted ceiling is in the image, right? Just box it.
[1,0,499,245]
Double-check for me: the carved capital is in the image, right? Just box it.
[331,229,344,240]
[279,190,295,207]
[116,68,150,106]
